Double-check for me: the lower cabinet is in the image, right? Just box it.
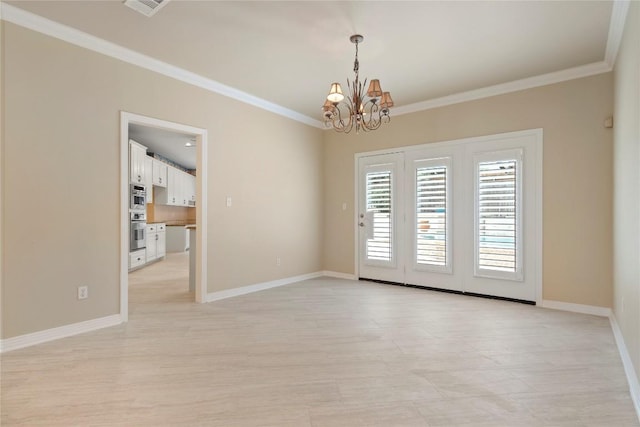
[156,224,166,258]
[129,223,166,271]
[129,249,147,270]
[146,223,166,263]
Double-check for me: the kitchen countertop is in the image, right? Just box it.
[160,220,194,226]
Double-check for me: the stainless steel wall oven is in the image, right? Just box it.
[130,182,147,253]
[130,184,146,212]
[130,211,146,251]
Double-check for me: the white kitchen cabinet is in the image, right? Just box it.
[156,223,166,258]
[156,167,179,206]
[146,223,157,261]
[155,166,195,207]
[129,140,147,184]
[146,223,166,263]
[145,156,153,203]
[129,249,147,270]
[152,159,167,187]
[179,170,190,207]
[185,173,196,206]
[172,167,185,206]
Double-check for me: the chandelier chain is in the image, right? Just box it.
[354,40,359,75]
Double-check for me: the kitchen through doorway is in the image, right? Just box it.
[120,112,208,322]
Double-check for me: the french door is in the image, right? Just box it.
[358,153,405,283]
[357,130,541,303]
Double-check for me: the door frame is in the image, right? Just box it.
[120,111,209,322]
[353,128,543,305]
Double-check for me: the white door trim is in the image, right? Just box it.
[120,112,208,322]
[353,128,543,305]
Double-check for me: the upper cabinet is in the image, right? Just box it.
[129,140,147,184]
[152,159,168,188]
[155,167,196,207]
[156,166,180,206]
[185,173,196,206]
[144,156,154,203]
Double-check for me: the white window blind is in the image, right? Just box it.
[366,171,392,261]
[416,166,447,266]
[477,159,518,274]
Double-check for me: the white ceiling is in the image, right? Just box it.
[6,1,616,122]
[4,0,626,160]
[129,124,197,170]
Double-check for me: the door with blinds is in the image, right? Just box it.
[404,146,464,292]
[462,137,539,302]
[356,130,541,303]
[358,153,404,283]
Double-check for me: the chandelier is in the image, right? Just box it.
[322,34,394,134]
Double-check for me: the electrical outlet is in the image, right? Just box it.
[78,286,88,300]
[276,257,281,267]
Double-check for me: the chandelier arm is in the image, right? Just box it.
[332,102,353,133]
[333,106,346,131]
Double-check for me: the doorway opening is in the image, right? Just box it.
[120,112,208,322]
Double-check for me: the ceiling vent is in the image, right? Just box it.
[123,0,169,17]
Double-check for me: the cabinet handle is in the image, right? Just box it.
[156,234,159,241]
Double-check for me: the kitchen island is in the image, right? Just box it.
[165,224,190,252]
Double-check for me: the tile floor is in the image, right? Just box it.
[1,253,638,426]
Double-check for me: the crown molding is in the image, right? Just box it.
[605,0,631,67]
[393,61,612,117]
[0,2,624,127]
[0,3,324,129]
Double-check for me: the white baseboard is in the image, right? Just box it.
[541,299,612,317]
[0,314,122,353]
[322,271,357,280]
[206,271,324,302]
[610,314,640,423]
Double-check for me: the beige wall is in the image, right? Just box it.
[1,23,324,338]
[0,17,620,340]
[324,73,614,308]
[613,2,640,384]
